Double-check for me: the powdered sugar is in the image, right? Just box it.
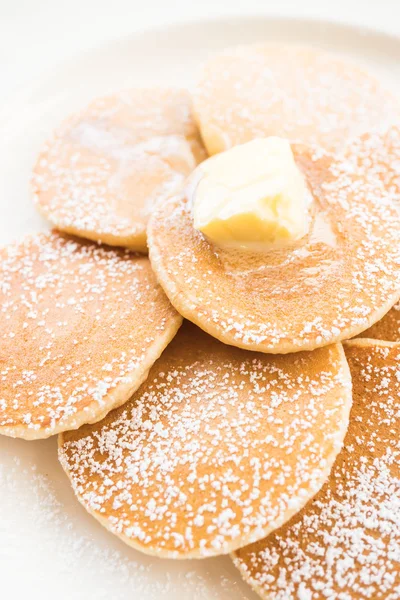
[0,232,180,438]
[233,340,400,599]
[0,436,255,600]
[32,89,204,250]
[194,44,400,154]
[59,324,351,558]
[148,131,400,353]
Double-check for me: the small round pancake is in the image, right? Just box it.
[0,232,182,439]
[147,136,400,354]
[193,43,399,155]
[58,322,352,559]
[32,89,206,252]
[233,338,400,600]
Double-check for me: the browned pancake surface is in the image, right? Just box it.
[32,89,206,252]
[148,136,400,353]
[59,322,351,558]
[359,303,400,342]
[233,339,400,600]
[349,127,400,343]
[194,44,400,155]
[0,232,181,439]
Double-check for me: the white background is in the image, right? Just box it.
[1,0,400,101]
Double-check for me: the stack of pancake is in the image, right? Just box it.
[1,43,399,599]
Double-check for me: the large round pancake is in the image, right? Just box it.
[147,136,400,354]
[193,43,400,155]
[233,338,400,600]
[32,88,206,252]
[58,322,352,559]
[0,232,182,439]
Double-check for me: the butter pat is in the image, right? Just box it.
[192,137,311,250]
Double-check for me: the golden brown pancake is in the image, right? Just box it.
[348,127,400,344]
[0,232,182,439]
[233,338,400,600]
[193,43,400,155]
[58,322,351,559]
[342,126,400,199]
[32,89,206,252]
[147,135,400,354]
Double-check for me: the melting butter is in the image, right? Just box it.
[192,137,311,251]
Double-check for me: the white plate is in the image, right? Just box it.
[0,16,399,600]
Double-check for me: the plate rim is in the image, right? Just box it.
[1,13,400,124]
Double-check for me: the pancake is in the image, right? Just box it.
[32,88,206,252]
[193,43,400,155]
[0,232,182,440]
[348,127,400,344]
[357,302,400,342]
[147,134,400,354]
[58,322,352,559]
[233,338,400,600]
[342,126,400,199]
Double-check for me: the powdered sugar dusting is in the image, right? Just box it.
[59,323,351,558]
[0,232,181,438]
[148,132,400,353]
[0,437,254,600]
[233,340,400,600]
[32,89,204,249]
[359,301,400,342]
[194,43,400,154]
